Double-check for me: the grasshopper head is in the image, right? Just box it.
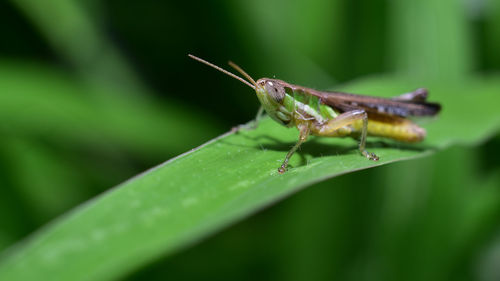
[188,55,292,126]
[255,78,292,126]
[257,79,286,103]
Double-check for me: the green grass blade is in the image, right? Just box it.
[389,0,472,80]
[10,0,147,94]
[0,76,499,281]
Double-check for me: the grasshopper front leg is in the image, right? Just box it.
[315,110,379,161]
[250,105,264,129]
[232,106,264,132]
[278,123,310,174]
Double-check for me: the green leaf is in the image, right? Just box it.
[0,76,499,281]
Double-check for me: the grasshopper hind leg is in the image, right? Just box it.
[358,114,379,161]
[314,109,379,161]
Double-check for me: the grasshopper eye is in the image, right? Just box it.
[265,81,285,102]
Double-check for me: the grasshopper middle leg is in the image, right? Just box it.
[314,109,379,161]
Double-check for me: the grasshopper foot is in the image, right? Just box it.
[362,150,379,161]
[245,121,259,130]
[231,125,242,133]
[278,164,287,174]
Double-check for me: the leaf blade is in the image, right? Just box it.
[0,76,499,281]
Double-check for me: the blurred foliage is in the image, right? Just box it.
[0,0,498,280]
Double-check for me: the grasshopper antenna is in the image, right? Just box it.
[188,54,256,90]
[228,61,257,87]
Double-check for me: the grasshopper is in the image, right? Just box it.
[189,54,441,174]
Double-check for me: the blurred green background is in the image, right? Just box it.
[0,0,499,280]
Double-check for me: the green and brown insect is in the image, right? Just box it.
[189,54,441,174]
